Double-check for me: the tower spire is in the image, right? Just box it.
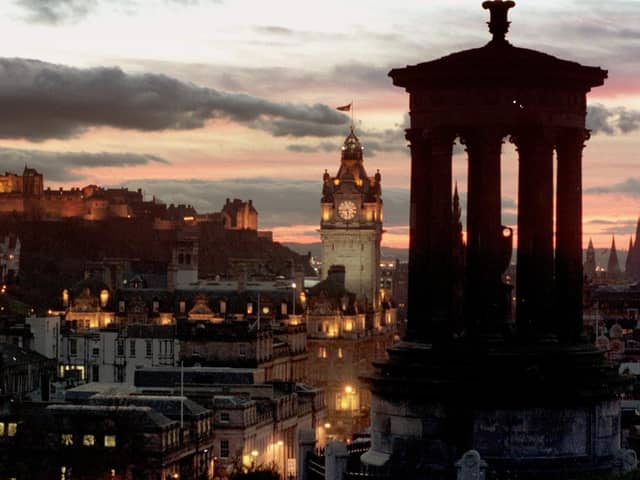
[626,236,634,275]
[608,235,621,278]
[584,238,596,280]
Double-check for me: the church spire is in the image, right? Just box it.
[626,236,634,277]
[607,235,621,279]
[452,181,461,224]
[584,238,596,280]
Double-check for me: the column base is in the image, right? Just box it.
[360,338,628,479]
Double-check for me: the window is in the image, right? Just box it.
[118,300,125,313]
[152,300,159,313]
[7,423,16,437]
[0,422,4,436]
[61,434,74,446]
[83,434,96,446]
[92,365,99,382]
[179,301,186,313]
[104,435,116,448]
[129,340,136,357]
[239,344,247,358]
[116,340,124,357]
[69,339,77,356]
[220,439,230,458]
[220,412,230,423]
[160,340,174,356]
[318,347,327,359]
[92,347,99,357]
[115,365,124,383]
[338,347,343,359]
[145,340,153,358]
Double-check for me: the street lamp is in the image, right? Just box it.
[291,283,296,316]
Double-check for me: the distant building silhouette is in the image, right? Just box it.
[626,217,640,281]
[608,235,622,280]
[584,237,597,281]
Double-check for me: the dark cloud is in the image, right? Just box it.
[282,116,475,158]
[0,58,349,141]
[117,177,412,228]
[286,143,338,154]
[586,219,618,225]
[16,0,221,24]
[0,147,168,182]
[16,0,98,24]
[585,178,640,197]
[586,104,640,135]
[600,224,637,236]
[128,60,394,98]
[254,26,295,36]
[251,119,346,138]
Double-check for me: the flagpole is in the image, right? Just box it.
[351,100,354,129]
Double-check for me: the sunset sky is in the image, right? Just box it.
[0,0,638,250]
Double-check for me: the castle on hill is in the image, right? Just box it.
[0,166,258,231]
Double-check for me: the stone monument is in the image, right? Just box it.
[362,2,628,478]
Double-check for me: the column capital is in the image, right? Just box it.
[405,127,457,144]
[556,127,590,148]
[509,126,558,150]
[459,126,506,147]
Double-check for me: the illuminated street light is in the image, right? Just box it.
[291,282,296,315]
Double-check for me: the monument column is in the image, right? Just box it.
[462,128,504,333]
[513,128,556,335]
[405,128,454,343]
[556,127,587,340]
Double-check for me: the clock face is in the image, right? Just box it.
[338,200,357,220]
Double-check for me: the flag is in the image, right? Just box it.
[336,103,352,112]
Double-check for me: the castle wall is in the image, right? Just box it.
[0,196,26,215]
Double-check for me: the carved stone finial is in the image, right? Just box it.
[482,0,516,43]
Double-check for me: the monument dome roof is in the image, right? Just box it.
[390,1,606,90]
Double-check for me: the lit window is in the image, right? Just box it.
[61,434,74,446]
[104,435,116,448]
[0,422,4,436]
[318,347,327,359]
[220,412,230,423]
[116,340,124,357]
[7,423,16,437]
[83,434,96,446]
[338,348,343,359]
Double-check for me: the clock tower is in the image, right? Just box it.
[320,127,383,307]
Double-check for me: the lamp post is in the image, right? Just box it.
[291,283,296,316]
